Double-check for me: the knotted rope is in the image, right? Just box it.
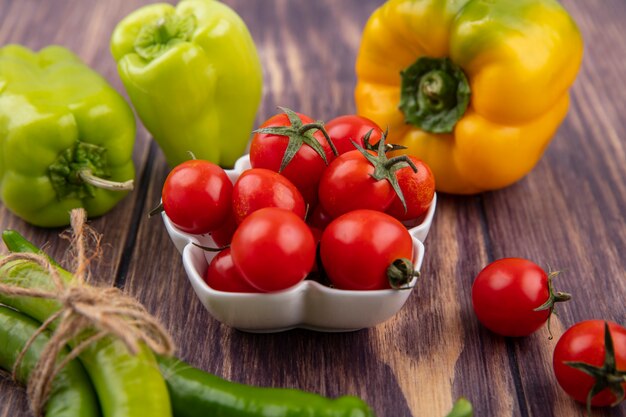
[0,209,175,416]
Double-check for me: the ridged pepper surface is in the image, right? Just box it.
[355,0,583,194]
[111,0,263,168]
[0,45,135,227]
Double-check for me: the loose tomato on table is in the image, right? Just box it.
[232,168,306,224]
[325,114,383,155]
[471,258,571,337]
[553,320,626,412]
[320,209,416,290]
[250,107,337,205]
[160,159,233,235]
[230,207,316,292]
[386,156,435,221]
[318,138,417,218]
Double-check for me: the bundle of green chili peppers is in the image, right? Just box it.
[0,229,377,417]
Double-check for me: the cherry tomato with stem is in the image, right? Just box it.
[471,258,571,337]
[325,115,383,155]
[318,137,417,218]
[231,207,316,292]
[320,209,416,290]
[160,159,232,235]
[250,107,337,205]
[232,168,306,224]
[205,248,259,293]
[553,320,626,413]
[386,156,435,221]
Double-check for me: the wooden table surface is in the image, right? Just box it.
[1,1,625,416]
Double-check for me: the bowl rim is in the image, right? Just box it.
[160,153,436,331]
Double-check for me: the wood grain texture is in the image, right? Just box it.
[1,0,625,416]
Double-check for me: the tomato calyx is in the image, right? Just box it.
[363,129,407,153]
[193,242,230,252]
[532,270,571,339]
[253,107,338,172]
[352,134,418,212]
[148,202,164,217]
[565,322,626,415]
[387,258,419,289]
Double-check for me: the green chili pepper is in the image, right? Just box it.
[445,398,473,417]
[158,355,376,417]
[0,45,136,228]
[0,233,172,417]
[3,230,376,417]
[0,305,101,417]
[110,0,263,168]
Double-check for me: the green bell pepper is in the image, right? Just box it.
[0,45,136,228]
[111,0,263,168]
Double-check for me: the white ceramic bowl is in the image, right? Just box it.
[162,154,436,333]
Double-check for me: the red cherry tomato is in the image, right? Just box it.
[471,258,570,337]
[306,204,333,231]
[553,320,626,408]
[209,212,237,247]
[232,168,306,224]
[250,109,335,205]
[325,115,383,155]
[162,159,232,234]
[386,156,435,221]
[320,210,414,290]
[318,150,395,218]
[205,248,259,293]
[231,207,316,292]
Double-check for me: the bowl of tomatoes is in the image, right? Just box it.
[159,109,437,332]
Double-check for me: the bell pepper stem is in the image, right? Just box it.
[399,57,470,133]
[78,170,134,192]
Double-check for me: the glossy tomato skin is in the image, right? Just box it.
[232,168,306,224]
[162,160,233,234]
[386,156,435,221]
[318,150,395,219]
[210,212,237,247]
[472,258,552,337]
[325,115,383,155]
[307,204,333,231]
[231,207,316,292]
[205,248,259,293]
[250,112,334,205]
[320,210,413,290]
[553,320,626,407]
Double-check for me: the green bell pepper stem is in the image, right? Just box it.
[0,306,101,417]
[0,233,172,417]
[111,0,263,168]
[0,45,136,227]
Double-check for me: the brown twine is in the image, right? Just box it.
[0,209,175,416]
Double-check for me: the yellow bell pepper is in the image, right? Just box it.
[355,0,583,194]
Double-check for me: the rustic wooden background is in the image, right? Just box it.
[1,0,625,416]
